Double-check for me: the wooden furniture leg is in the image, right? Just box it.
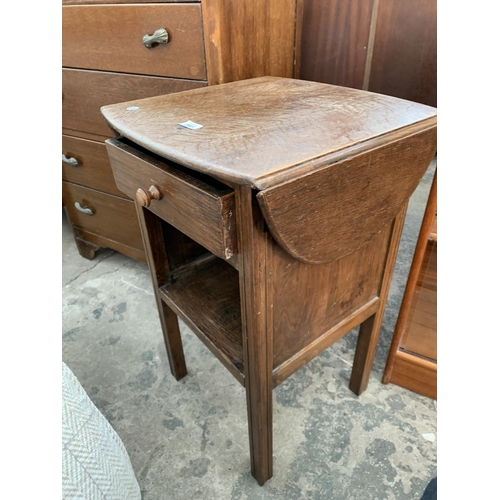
[135,203,187,380]
[349,203,408,395]
[236,187,273,485]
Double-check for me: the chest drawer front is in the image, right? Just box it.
[62,135,124,197]
[63,69,207,139]
[62,4,206,80]
[62,181,144,252]
[105,138,237,261]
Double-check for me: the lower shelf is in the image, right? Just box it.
[159,257,244,384]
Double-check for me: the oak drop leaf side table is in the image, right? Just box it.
[101,77,437,485]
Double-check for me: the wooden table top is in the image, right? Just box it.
[101,77,437,189]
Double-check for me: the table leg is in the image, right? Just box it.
[135,203,187,380]
[349,203,409,395]
[236,187,273,485]
[349,312,382,395]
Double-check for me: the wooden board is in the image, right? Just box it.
[368,0,437,107]
[100,76,437,189]
[106,138,237,261]
[159,258,244,384]
[62,182,145,253]
[300,0,374,89]
[257,128,437,264]
[62,135,124,197]
[201,0,298,85]
[63,4,206,79]
[63,69,207,139]
[270,225,390,369]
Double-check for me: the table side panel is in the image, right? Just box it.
[271,224,392,370]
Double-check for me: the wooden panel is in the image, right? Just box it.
[62,4,206,79]
[62,69,207,139]
[273,298,379,386]
[257,128,437,264]
[100,77,437,189]
[400,240,437,360]
[271,225,391,369]
[201,0,297,85]
[62,135,124,197]
[106,138,237,261]
[72,227,146,263]
[388,351,437,400]
[369,0,437,107]
[63,182,145,253]
[383,171,437,398]
[300,0,374,89]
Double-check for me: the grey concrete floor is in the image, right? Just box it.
[62,161,437,500]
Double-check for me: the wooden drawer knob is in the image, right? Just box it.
[136,185,162,207]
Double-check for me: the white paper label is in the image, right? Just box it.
[178,120,203,130]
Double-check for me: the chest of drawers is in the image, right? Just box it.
[62,0,301,262]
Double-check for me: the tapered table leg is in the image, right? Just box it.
[135,203,187,380]
[349,203,408,395]
[236,186,273,485]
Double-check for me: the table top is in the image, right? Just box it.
[101,77,437,189]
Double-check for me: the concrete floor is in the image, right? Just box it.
[62,161,437,500]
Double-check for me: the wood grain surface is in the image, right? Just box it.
[159,257,244,384]
[201,0,297,85]
[62,135,124,197]
[63,69,206,139]
[100,76,437,189]
[270,225,391,369]
[63,4,206,79]
[384,350,437,400]
[368,0,437,107]
[136,205,188,381]
[236,186,273,485]
[62,182,145,253]
[106,138,237,261]
[257,128,437,264]
[383,171,437,398]
[300,0,374,89]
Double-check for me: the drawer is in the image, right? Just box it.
[62,181,145,253]
[62,4,206,80]
[62,69,207,138]
[62,135,124,197]
[105,137,238,261]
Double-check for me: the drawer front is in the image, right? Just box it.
[62,69,207,138]
[63,182,145,253]
[105,138,238,261]
[62,4,206,80]
[62,135,124,197]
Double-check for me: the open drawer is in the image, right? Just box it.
[105,137,238,261]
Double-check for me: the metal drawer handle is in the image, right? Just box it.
[75,202,94,215]
[143,28,169,49]
[136,185,162,207]
[62,154,79,167]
